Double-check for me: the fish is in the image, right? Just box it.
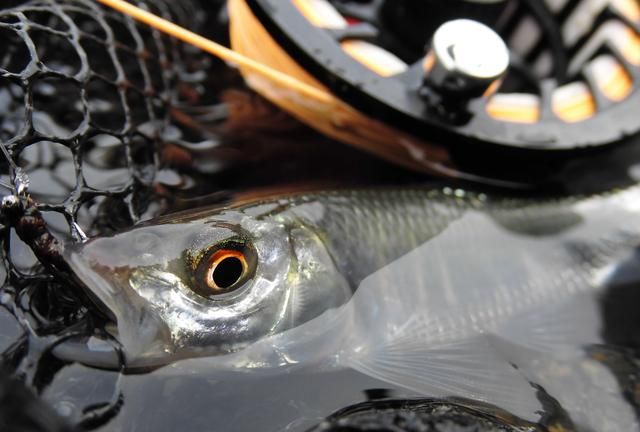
[66,185,640,429]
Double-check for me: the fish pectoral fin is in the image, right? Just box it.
[344,333,543,422]
[496,292,602,356]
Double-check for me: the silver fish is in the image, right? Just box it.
[67,186,640,429]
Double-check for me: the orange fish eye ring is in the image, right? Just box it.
[205,249,249,292]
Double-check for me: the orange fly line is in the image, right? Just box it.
[95,0,334,105]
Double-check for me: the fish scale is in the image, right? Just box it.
[279,189,470,287]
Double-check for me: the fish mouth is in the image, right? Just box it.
[66,246,173,368]
[67,250,121,322]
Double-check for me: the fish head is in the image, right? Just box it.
[66,208,350,367]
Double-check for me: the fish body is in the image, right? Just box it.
[69,188,464,359]
[67,186,640,428]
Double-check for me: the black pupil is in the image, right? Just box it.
[212,257,244,289]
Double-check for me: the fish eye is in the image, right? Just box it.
[192,240,256,298]
[206,249,246,290]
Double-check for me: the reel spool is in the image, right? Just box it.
[229,0,640,187]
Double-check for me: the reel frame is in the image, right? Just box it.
[244,0,640,184]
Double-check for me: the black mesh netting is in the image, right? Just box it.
[0,1,228,428]
[0,0,209,237]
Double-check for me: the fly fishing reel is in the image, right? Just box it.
[231,0,640,186]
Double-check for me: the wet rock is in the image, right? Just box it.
[307,399,540,432]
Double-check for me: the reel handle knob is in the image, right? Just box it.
[423,19,509,99]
